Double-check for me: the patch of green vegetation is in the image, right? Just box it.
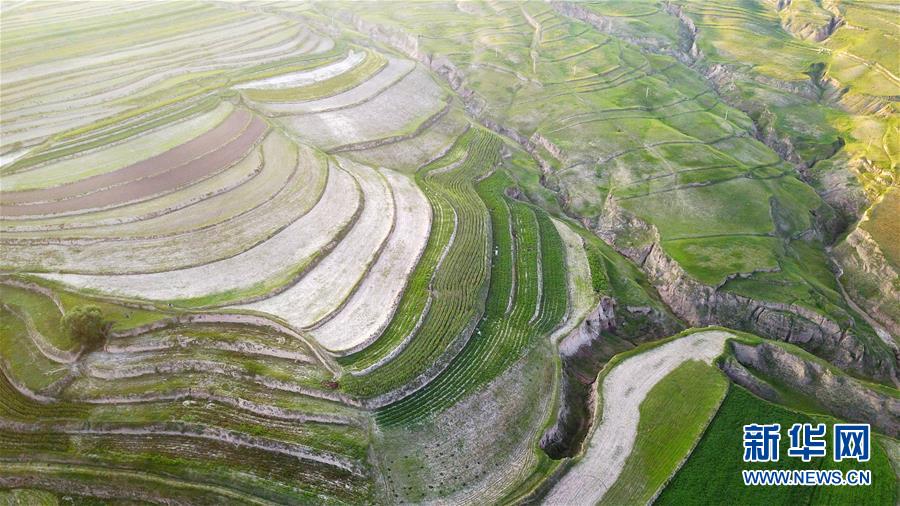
[619,178,778,238]
[340,128,496,396]
[0,306,68,391]
[664,235,781,285]
[375,168,567,425]
[601,359,728,505]
[0,284,75,352]
[54,290,167,334]
[0,488,60,505]
[657,385,896,505]
[60,305,109,352]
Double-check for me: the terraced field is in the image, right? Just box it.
[1,1,897,504]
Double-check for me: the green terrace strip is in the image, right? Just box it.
[339,129,496,397]
[599,360,728,505]
[0,284,77,354]
[336,134,468,372]
[242,49,389,103]
[657,386,896,505]
[375,169,567,427]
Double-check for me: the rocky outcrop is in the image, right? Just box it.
[724,341,900,437]
[644,234,897,385]
[540,296,677,458]
[541,297,622,459]
[661,1,704,62]
[550,2,679,56]
[593,198,898,386]
[766,0,845,42]
[833,226,900,337]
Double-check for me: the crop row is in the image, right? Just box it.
[0,430,369,504]
[339,129,498,398]
[375,168,568,426]
[336,131,471,371]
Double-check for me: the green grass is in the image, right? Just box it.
[0,489,61,505]
[600,359,728,505]
[657,385,896,505]
[0,306,68,391]
[664,235,781,285]
[374,167,567,426]
[340,128,497,397]
[0,284,76,352]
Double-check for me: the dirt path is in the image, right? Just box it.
[543,330,732,505]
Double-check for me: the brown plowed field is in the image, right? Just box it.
[1,109,252,205]
[1,115,266,217]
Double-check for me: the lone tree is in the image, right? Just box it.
[61,305,110,351]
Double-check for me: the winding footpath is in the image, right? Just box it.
[544,330,733,505]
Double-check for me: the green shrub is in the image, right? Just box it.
[61,305,110,351]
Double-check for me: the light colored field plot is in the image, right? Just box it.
[241,49,388,103]
[2,115,267,217]
[235,158,395,326]
[345,107,471,173]
[2,138,332,275]
[279,67,448,150]
[2,102,234,191]
[35,163,360,302]
[545,330,732,505]
[309,169,431,353]
[236,49,365,89]
[253,57,416,116]
[599,359,728,505]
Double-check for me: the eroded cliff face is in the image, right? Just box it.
[540,298,620,459]
[592,199,898,386]
[540,297,679,459]
[834,226,900,337]
[765,0,845,43]
[723,341,900,437]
